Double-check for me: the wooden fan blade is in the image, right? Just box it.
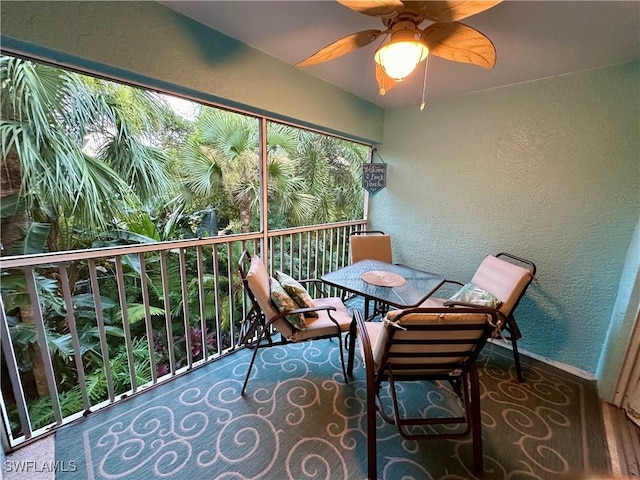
[296,30,384,67]
[375,63,399,96]
[422,22,496,69]
[410,1,502,23]
[338,0,404,17]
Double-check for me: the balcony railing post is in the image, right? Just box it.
[225,241,234,352]
[59,265,91,410]
[195,246,208,363]
[178,248,192,369]
[114,256,138,394]
[212,246,223,353]
[88,259,115,402]
[0,296,32,441]
[25,267,62,424]
[159,251,176,375]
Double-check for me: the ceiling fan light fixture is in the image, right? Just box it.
[374,27,428,82]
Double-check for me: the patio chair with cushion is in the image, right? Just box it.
[237,250,354,395]
[349,230,392,264]
[420,252,536,382]
[349,230,393,318]
[349,306,498,479]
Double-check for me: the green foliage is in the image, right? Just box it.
[14,389,85,432]
[0,194,24,218]
[8,337,153,433]
[83,337,153,404]
[125,303,165,324]
[1,269,64,314]
[1,54,369,436]
[0,56,130,232]
[12,222,50,255]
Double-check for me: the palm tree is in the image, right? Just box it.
[0,57,116,397]
[0,56,175,397]
[1,57,122,253]
[177,109,315,232]
[295,130,367,224]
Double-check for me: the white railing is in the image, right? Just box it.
[0,220,367,450]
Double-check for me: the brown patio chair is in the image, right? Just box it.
[238,250,354,395]
[420,252,536,382]
[349,230,392,264]
[348,306,498,479]
[349,230,392,318]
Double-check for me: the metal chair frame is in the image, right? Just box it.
[441,252,536,382]
[238,250,352,395]
[349,230,392,319]
[349,307,497,479]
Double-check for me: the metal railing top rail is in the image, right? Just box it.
[0,220,367,269]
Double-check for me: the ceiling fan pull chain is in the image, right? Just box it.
[419,56,429,111]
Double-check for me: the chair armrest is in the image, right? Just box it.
[427,279,465,299]
[269,304,337,325]
[443,300,488,308]
[298,278,328,297]
[441,301,504,329]
[353,309,374,366]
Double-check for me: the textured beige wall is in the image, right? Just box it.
[371,61,639,375]
[0,1,384,143]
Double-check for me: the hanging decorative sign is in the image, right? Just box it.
[362,163,387,195]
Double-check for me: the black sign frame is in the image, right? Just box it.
[362,163,387,195]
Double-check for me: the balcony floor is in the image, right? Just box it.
[5,327,619,480]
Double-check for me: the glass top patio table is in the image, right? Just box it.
[321,259,445,311]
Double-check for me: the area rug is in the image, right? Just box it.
[55,338,610,479]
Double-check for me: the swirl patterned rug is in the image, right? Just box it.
[55,338,610,480]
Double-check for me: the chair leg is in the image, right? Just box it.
[511,336,524,383]
[504,315,524,382]
[347,317,357,376]
[366,372,377,479]
[241,329,267,396]
[338,333,348,383]
[372,301,389,320]
[468,366,484,478]
[237,307,262,347]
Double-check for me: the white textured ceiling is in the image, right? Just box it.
[162,1,640,108]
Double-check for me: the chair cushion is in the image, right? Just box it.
[359,321,383,369]
[270,278,307,331]
[350,234,392,263]
[275,271,318,317]
[447,282,502,308]
[246,255,280,320]
[471,256,533,316]
[291,297,352,342]
[370,311,489,374]
[246,255,294,339]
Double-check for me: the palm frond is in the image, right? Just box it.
[197,109,258,158]
[177,139,224,198]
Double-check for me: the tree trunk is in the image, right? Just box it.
[2,151,51,398]
[20,304,51,398]
[1,151,26,256]
[239,204,252,233]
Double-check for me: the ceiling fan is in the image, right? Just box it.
[296,0,503,97]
